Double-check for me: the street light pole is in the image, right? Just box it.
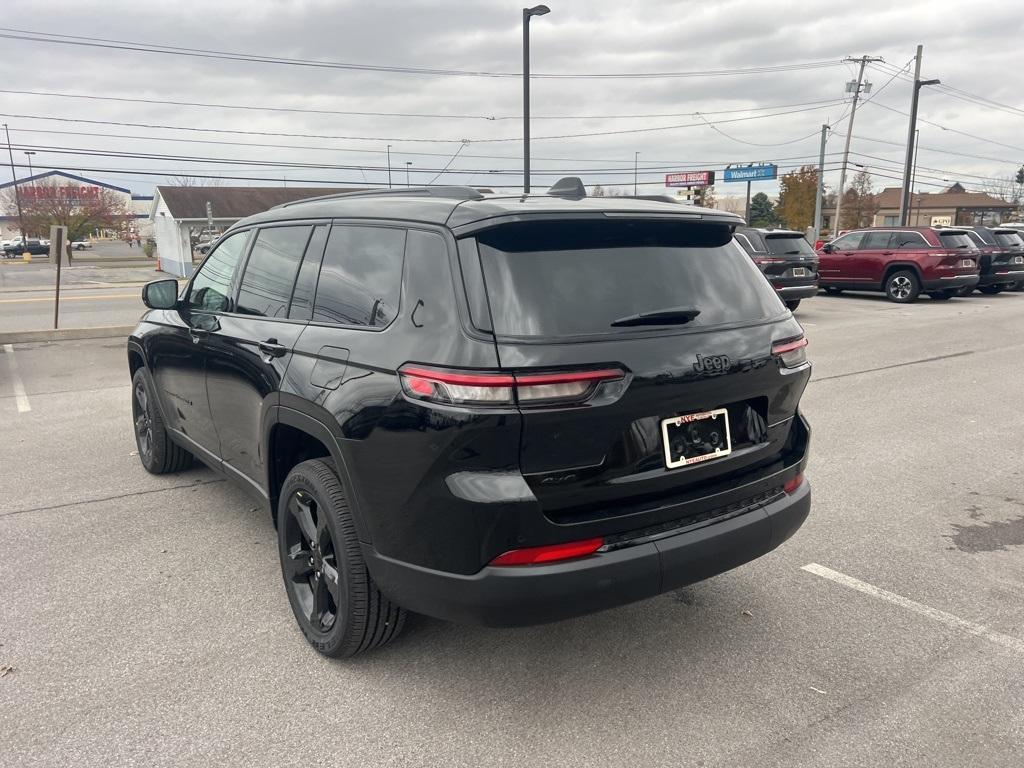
[386,144,392,189]
[634,151,639,195]
[3,124,27,247]
[24,150,35,180]
[522,5,550,194]
[907,128,920,224]
[405,161,412,188]
[813,124,829,243]
[899,47,939,224]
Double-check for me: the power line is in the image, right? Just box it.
[0,27,847,80]
[862,99,1024,154]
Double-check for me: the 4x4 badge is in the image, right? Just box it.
[693,354,731,376]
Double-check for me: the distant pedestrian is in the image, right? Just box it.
[128,238,134,248]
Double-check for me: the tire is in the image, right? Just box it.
[131,369,192,474]
[1009,281,1024,292]
[823,287,843,295]
[277,458,407,657]
[978,285,1004,295]
[956,285,975,297]
[785,299,801,311]
[884,270,920,303]
[928,290,956,301]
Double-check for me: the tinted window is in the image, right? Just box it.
[939,232,974,249]
[734,233,758,255]
[313,226,406,327]
[476,219,782,339]
[861,231,893,250]
[891,231,928,249]
[188,230,250,312]
[765,235,815,256]
[288,225,329,321]
[236,225,312,317]
[963,230,987,247]
[994,232,1023,247]
[831,232,864,251]
[970,228,996,245]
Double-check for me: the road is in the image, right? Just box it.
[0,285,148,332]
[1,292,1023,767]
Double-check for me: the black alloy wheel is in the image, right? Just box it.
[132,380,154,462]
[130,369,193,474]
[282,490,341,634]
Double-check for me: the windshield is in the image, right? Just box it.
[995,232,1024,247]
[474,219,782,339]
[938,232,974,249]
[765,235,815,256]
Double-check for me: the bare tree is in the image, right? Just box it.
[981,174,1022,206]
[165,175,225,187]
[1,179,128,241]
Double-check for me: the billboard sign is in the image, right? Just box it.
[665,170,714,187]
[21,185,102,205]
[723,165,778,182]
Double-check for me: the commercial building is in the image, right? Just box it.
[822,183,1016,231]
[149,185,353,276]
[0,171,153,241]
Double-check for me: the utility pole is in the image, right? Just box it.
[907,128,920,225]
[386,145,392,188]
[832,55,881,234]
[634,151,639,195]
[899,45,940,225]
[405,161,412,188]
[3,124,27,247]
[813,124,830,243]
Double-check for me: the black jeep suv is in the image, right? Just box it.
[733,227,820,311]
[128,182,812,657]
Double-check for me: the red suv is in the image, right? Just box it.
[817,227,980,303]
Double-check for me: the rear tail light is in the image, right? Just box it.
[784,472,804,494]
[753,257,786,266]
[490,537,604,566]
[399,365,626,407]
[772,336,808,368]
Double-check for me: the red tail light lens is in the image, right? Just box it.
[753,257,786,266]
[771,336,808,368]
[784,472,804,494]
[490,537,604,566]
[399,365,626,407]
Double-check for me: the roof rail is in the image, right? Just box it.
[274,186,486,209]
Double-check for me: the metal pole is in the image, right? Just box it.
[832,56,872,234]
[523,9,531,194]
[900,45,924,225]
[907,128,920,224]
[813,124,829,242]
[633,151,639,195]
[4,124,27,248]
[406,162,411,188]
[24,151,35,180]
[745,180,752,223]
[386,144,392,188]
[53,227,64,329]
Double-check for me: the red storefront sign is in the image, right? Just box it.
[665,171,715,187]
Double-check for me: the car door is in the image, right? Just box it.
[819,231,864,283]
[147,228,252,459]
[203,222,324,490]
[855,230,895,285]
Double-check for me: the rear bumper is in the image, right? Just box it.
[922,274,979,291]
[979,269,1024,287]
[364,479,811,627]
[774,284,820,301]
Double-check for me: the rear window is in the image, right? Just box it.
[995,232,1023,247]
[938,232,974,249]
[473,219,782,339]
[963,230,988,247]
[764,235,815,256]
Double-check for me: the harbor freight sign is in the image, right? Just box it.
[666,170,715,187]
[723,165,778,182]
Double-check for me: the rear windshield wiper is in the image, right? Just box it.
[610,307,701,327]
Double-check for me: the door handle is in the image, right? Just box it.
[882,251,894,256]
[258,338,287,359]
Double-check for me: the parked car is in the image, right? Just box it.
[72,240,93,250]
[128,181,812,657]
[734,227,819,311]
[959,226,1024,294]
[817,226,980,302]
[3,238,50,257]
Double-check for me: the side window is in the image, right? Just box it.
[831,232,864,252]
[187,230,250,312]
[287,225,329,321]
[734,233,757,254]
[312,226,406,327]
[236,225,312,318]
[892,232,928,249]
[861,231,893,250]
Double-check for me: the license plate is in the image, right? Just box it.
[792,267,807,277]
[961,259,974,268]
[661,408,732,469]
[1014,256,1023,265]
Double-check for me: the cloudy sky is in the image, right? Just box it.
[1,0,1022,200]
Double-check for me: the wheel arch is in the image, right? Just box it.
[882,261,923,287]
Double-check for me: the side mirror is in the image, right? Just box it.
[142,279,179,310]
[822,243,834,253]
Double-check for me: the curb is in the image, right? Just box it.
[0,325,135,345]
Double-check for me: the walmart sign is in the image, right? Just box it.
[723,165,778,182]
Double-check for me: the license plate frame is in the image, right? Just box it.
[661,408,732,469]
[792,267,807,277]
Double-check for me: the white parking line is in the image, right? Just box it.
[3,343,31,413]
[802,563,1024,655]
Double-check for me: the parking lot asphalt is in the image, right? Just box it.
[1,292,1023,767]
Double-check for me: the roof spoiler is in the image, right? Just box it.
[547,176,587,200]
